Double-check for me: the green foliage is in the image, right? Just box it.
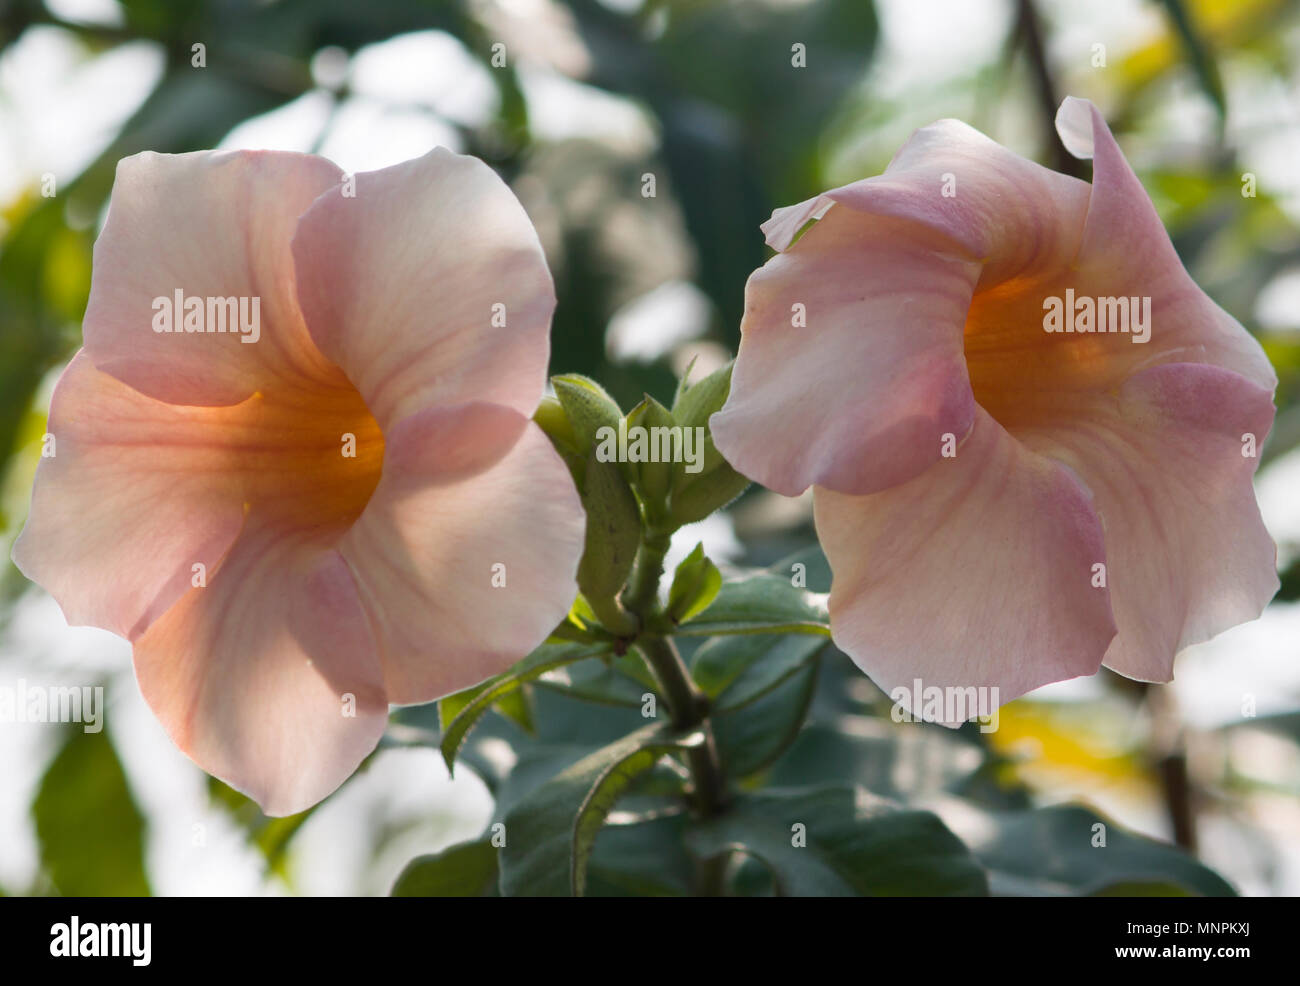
[975,804,1236,897]
[713,660,819,779]
[33,726,150,896]
[674,572,831,637]
[665,542,722,625]
[692,633,826,710]
[685,785,989,897]
[497,723,700,896]
[392,840,500,897]
[439,642,613,771]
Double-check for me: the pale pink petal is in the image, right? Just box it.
[814,409,1117,718]
[1055,96,1276,390]
[340,402,585,704]
[12,352,246,640]
[292,147,554,428]
[83,150,347,406]
[711,209,981,497]
[133,523,388,816]
[762,117,1091,281]
[715,118,1097,498]
[1019,362,1278,682]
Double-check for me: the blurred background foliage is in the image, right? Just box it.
[1,0,1300,895]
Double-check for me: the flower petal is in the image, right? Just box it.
[711,209,981,496]
[716,116,1099,498]
[762,117,1091,281]
[815,409,1117,718]
[1055,96,1275,390]
[339,402,585,703]
[132,524,388,816]
[83,150,347,406]
[292,147,555,428]
[12,352,246,640]
[1019,361,1278,682]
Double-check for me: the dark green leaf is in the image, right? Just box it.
[973,804,1236,897]
[675,572,830,637]
[693,633,826,710]
[392,840,499,897]
[584,815,695,896]
[685,784,988,896]
[439,642,612,771]
[532,652,652,707]
[713,659,819,778]
[498,723,699,896]
[767,545,833,594]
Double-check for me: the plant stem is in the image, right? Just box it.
[636,633,703,727]
[622,531,729,823]
[622,528,672,617]
[637,634,727,818]
[584,592,638,638]
[1146,683,1198,851]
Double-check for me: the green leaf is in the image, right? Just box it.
[767,722,986,802]
[494,685,536,737]
[439,642,613,772]
[532,652,653,707]
[498,723,701,896]
[767,544,833,594]
[33,726,150,896]
[666,542,722,625]
[692,632,826,709]
[714,659,819,777]
[676,572,830,637]
[973,804,1236,897]
[392,840,499,897]
[583,815,695,896]
[685,784,988,896]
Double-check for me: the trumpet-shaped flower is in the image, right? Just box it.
[712,98,1278,719]
[14,147,585,814]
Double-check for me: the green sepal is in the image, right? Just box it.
[666,541,722,625]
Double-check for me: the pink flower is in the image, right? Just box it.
[712,98,1278,719]
[13,147,586,814]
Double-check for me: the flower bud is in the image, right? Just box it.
[575,449,642,616]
